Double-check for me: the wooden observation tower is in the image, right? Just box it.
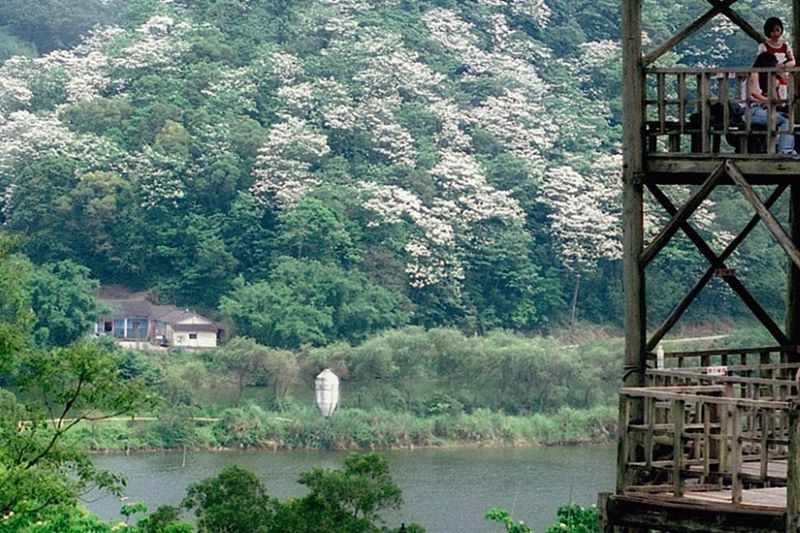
[603,1,800,531]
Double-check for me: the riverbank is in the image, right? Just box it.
[73,405,617,453]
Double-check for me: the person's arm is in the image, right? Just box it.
[785,45,795,67]
[749,72,769,103]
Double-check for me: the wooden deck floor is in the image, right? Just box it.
[683,486,786,508]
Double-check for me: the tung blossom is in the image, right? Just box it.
[250,117,330,207]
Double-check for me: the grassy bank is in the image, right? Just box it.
[70,405,617,452]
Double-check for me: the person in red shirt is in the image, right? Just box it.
[757,17,795,100]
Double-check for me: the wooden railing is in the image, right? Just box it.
[618,349,800,511]
[644,345,799,368]
[620,384,793,503]
[645,67,800,155]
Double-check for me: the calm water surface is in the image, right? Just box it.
[89,446,614,533]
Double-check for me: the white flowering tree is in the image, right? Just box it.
[540,158,622,326]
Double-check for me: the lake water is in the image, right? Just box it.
[89,446,615,533]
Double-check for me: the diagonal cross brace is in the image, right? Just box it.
[727,161,800,272]
[640,161,725,268]
[707,0,764,44]
[646,183,789,351]
[644,0,738,66]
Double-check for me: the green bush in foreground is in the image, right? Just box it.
[486,503,600,533]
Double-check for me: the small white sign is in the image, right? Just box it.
[706,366,727,376]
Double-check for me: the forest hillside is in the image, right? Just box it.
[0,0,792,347]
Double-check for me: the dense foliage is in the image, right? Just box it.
[0,235,155,531]
[0,0,792,344]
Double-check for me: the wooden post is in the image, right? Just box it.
[621,0,646,390]
[673,399,685,497]
[787,0,800,363]
[617,394,632,494]
[731,407,742,504]
[787,401,800,532]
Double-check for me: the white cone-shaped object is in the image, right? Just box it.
[315,369,340,418]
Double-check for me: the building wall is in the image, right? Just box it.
[169,328,217,348]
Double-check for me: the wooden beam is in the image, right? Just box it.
[622,0,646,388]
[790,0,800,362]
[647,155,800,182]
[728,161,800,272]
[643,0,737,66]
[606,493,786,532]
[640,162,724,267]
[788,185,800,355]
[645,184,789,348]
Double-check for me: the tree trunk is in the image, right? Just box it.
[570,273,582,330]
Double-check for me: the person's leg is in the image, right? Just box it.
[775,113,795,153]
[751,107,795,153]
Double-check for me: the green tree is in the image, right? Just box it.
[485,507,534,533]
[0,338,155,529]
[275,197,361,265]
[213,337,271,405]
[220,258,410,348]
[26,260,106,348]
[0,235,155,528]
[273,453,412,533]
[183,465,275,533]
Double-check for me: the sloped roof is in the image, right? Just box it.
[172,323,218,333]
[99,296,217,330]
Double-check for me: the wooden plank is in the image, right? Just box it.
[728,161,800,272]
[701,73,711,153]
[658,72,666,132]
[640,162,724,267]
[617,395,632,494]
[788,184,800,354]
[761,410,770,481]
[767,75,777,154]
[621,389,790,409]
[684,486,788,507]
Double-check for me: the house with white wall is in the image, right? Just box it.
[95,290,221,349]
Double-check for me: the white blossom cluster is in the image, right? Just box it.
[360,150,524,287]
[360,181,461,287]
[540,160,622,273]
[0,70,33,118]
[423,8,555,170]
[477,0,552,27]
[201,66,258,115]
[577,40,621,69]
[0,111,76,177]
[131,146,187,208]
[251,117,330,207]
[111,15,192,72]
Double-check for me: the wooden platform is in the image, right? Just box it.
[603,358,800,532]
[604,491,787,532]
